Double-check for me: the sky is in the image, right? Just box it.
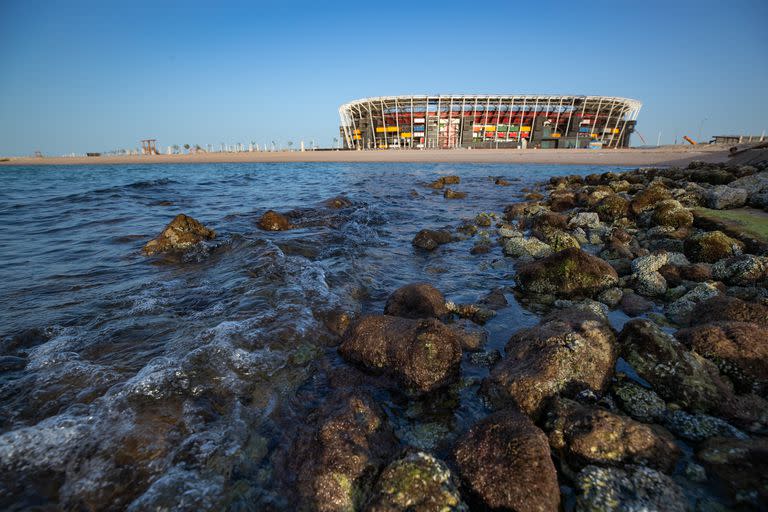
[0,0,766,156]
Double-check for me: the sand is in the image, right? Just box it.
[0,145,734,168]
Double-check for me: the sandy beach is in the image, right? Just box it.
[0,145,734,168]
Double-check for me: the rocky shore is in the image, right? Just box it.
[142,161,768,511]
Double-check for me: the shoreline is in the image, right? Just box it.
[0,146,731,168]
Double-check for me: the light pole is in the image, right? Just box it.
[698,118,708,143]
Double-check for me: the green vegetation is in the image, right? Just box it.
[693,207,768,242]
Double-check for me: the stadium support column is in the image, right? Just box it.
[394,97,401,149]
[448,96,455,148]
[458,97,466,148]
[554,96,564,137]
[349,106,360,150]
[471,97,479,147]
[436,96,442,149]
[410,97,415,150]
[380,99,387,149]
[589,97,604,141]
[565,97,576,145]
[530,97,542,146]
[505,96,515,141]
[482,97,491,142]
[367,101,376,150]
[608,102,625,148]
[603,100,617,147]
[577,97,589,147]
[517,97,527,144]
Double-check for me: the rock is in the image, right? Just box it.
[609,180,631,193]
[568,212,602,229]
[143,214,216,255]
[482,308,616,418]
[619,291,654,317]
[597,287,623,308]
[630,256,668,296]
[651,199,693,229]
[661,409,746,442]
[445,302,496,325]
[630,184,672,216]
[494,178,511,186]
[684,230,744,263]
[384,283,449,320]
[502,236,553,259]
[712,254,768,285]
[707,185,748,209]
[478,288,509,309]
[448,319,488,352]
[574,465,686,512]
[412,229,452,251]
[526,211,568,233]
[443,189,466,199]
[696,437,768,508]
[427,175,460,189]
[365,451,466,512]
[338,315,462,393]
[454,409,560,512]
[258,209,293,231]
[322,196,353,209]
[612,380,667,422]
[665,282,721,325]
[504,201,545,221]
[516,248,619,299]
[553,298,609,321]
[524,192,544,201]
[289,391,398,512]
[469,243,490,255]
[689,295,768,327]
[546,398,680,473]
[541,228,581,251]
[497,225,522,238]
[676,321,768,394]
[594,194,630,222]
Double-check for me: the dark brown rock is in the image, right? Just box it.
[482,308,617,418]
[143,214,215,255]
[427,175,460,189]
[630,184,671,216]
[689,295,768,327]
[495,178,511,186]
[258,209,293,231]
[412,229,452,251]
[443,188,467,199]
[338,315,462,393]
[619,290,654,317]
[322,195,353,209]
[594,194,630,222]
[697,437,768,509]
[545,398,680,473]
[384,283,449,320]
[516,247,619,299]
[454,409,560,512]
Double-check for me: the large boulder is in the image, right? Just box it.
[503,236,553,259]
[712,254,768,285]
[143,214,215,255]
[545,398,680,473]
[689,295,768,327]
[574,465,686,512]
[650,199,693,229]
[706,185,748,209]
[568,212,602,229]
[454,409,560,512]
[665,282,721,325]
[684,230,744,263]
[696,437,768,509]
[516,248,619,299]
[384,283,448,320]
[427,175,460,189]
[338,315,462,393]
[365,452,466,512]
[258,209,293,231]
[630,184,672,216]
[482,308,616,418]
[412,229,452,251]
[676,321,768,394]
[287,392,398,512]
[594,194,630,222]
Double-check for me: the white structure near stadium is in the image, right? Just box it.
[339,95,642,150]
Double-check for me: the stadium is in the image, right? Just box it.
[339,95,642,150]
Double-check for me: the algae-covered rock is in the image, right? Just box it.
[661,409,746,442]
[143,214,216,255]
[454,409,560,512]
[697,437,768,508]
[502,236,553,259]
[689,295,768,327]
[482,308,616,418]
[630,184,672,216]
[665,282,721,325]
[545,398,680,473]
[541,228,581,252]
[651,199,693,229]
[516,248,618,299]
[595,194,630,222]
[712,254,768,285]
[684,230,744,263]
[339,315,462,394]
[612,380,667,423]
[384,283,449,320]
[412,229,452,251]
[258,209,293,231]
[427,175,460,189]
[443,189,466,199]
[568,212,602,229]
[365,452,466,512]
[574,464,686,512]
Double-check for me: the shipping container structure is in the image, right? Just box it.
[339,95,642,150]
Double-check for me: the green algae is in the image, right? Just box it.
[693,207,768,242]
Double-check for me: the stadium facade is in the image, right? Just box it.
[339,95,641,150]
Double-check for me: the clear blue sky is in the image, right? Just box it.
[1,0,766,155]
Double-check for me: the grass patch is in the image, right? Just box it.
[693,207,768,242]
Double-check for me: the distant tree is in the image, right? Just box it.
[333,137,338,149]
[287,141,293,151]
[171,144,180,154]
[183,144,190,152]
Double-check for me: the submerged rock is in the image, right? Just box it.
[365,451,466,512]
[338,315,462,394]
[482,308,616,418]
[443,189,466,199]
[427,175,460,189]
[322,195,353,209]
[143,214,215,255]
[258,209,293,231]
[696,437,768,508]
[412,229,452,251]
[574,464,686,512]
[454,409,560,512]
[384,283,449,320]
[515,248,619,299]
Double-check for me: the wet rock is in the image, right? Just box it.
[322,195,353,209]
[706,185,748,209]
[524,192,544,201]
[468,349,502,368]
[365,451,466,512]
[665,282,721,324]
[482,308,616,418]
[574,464,686,512]
[546,398,680,473]
[676,321,768,394]
[427,175,460,189]
[631,269,667,297]
[594,194,630,222]
[384,283,449,320]
[448,319,488,352]
[258,209,293,231]
[526,211,568,233]
[516,248,619,299]
[568,212,602,230]
[689,295,768,327]
[338,315,462,394]
[697,437,768,508]
[143,214,216,255]
[445,302,496,325]
[651,199,693,228]
[553,298,609,321]
[541,228,581,252]
[0,355,26,372]
[469,243,490,255]
[454,409,560,512]
[288,391,398,512]
[494,177,511,186]
[619,290,654,317]
[478,287,508,309]
[661,409,746,442]
[443,189,466,199]
[618,319,730,413]
[412,229,452,251]
[630,184,672,216]
[712,254,768,285]
[684,230,744,263]
[502,236,553,259]
[612,380,667,422]
[597,287,623,308]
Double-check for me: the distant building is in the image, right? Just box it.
[339,95,641,150]
[711,134,765,145]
